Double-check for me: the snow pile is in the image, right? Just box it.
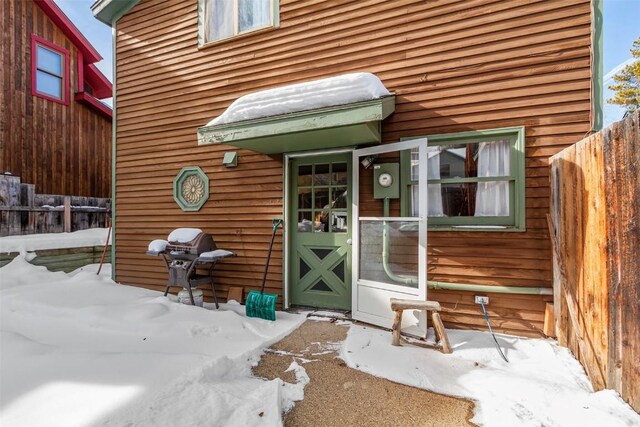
[280,361,311,413]
[0,228,111,253]
[207,72,391,126]
[148,239,168,253]
[341,325,640,427]
[68,262,112,278]
[200,249,235,259]
[0,256,306,427]
[167,228,202,243]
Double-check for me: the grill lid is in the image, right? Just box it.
[167,228,203,243]
[166,228,216,256]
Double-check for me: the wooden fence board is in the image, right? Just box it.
[551,111,639,412]
[603,111,640,412]
[0,175,109,236]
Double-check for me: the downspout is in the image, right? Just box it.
[381,198,553,296]
[591,0,604,132]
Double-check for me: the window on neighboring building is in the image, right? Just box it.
[401,127,525,231]
[200,0,277,45]
[31,35,69,104]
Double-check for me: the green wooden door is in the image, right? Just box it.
[289,153,352,310]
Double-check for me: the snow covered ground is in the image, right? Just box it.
[341,324,640,427]
[0,228,111,253]
[1,235,638,426]
[0,257,306,427]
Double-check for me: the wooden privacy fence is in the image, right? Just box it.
[549,111,639,413]
[0,174,110,236]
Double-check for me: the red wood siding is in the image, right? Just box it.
[0,0,111,198]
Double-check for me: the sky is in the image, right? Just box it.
[53,0,113,104]
[602,0,640,126]
[55,0,639,127]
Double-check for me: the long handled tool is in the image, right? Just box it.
[97,208,112,276]
[245,218,282,321]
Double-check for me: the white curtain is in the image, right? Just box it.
[412,147,443,217]
[475,140,510,216]
[238,0,270,32]
[205,0,234,42]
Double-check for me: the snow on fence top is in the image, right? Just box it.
[207,73,391,126]
[0,228,111,253]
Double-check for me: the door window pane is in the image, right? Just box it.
[312,211,327,232]
[296,159,348,234]
[314,188,330,211]
[298,188,312,209]
[314,163,330,186]
[297,165,312,186]
[332,187,347,209]
[359,220,418,288]
[331,162,347,185]
[298,211,312,232]
[331,211,347,232]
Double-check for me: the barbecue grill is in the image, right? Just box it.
[147,228,236,307]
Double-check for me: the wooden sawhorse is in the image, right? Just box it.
[390,298,452,354]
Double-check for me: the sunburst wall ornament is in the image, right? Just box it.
[182,175,205,204]
[173,166,209,211]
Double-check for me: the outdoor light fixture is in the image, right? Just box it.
[360,154,379,169]
[222,151,238,168]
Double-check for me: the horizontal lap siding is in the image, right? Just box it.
[115,0,592,336]
[0,1,111,198]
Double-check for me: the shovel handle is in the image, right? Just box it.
[260,218,283,295]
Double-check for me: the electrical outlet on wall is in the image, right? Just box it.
[475,296,489,305]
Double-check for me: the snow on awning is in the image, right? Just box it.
[197,73,395,154]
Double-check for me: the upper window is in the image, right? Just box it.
[401,127,525,231]
[200,0,277,45]
[31,35,69,105]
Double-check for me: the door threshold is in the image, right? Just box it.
[287,305,352,321]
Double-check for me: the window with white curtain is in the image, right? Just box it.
[201,0,276,44]
[401,127,525,230]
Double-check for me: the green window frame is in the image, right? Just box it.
[400,127,526,231]
[198,0,279,46]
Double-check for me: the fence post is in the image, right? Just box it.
[64,196,71,233]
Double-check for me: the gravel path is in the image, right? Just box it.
[253,318,476,426]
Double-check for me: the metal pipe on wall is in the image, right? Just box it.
[381,198,553,296]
